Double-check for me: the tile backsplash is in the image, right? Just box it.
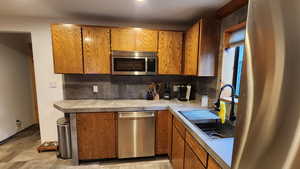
[63,74,217,100]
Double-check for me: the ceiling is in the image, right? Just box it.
[0,0,229,25]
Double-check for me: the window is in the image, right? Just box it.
[221,22,246,99]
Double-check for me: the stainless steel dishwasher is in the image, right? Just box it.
[118,111,155,159]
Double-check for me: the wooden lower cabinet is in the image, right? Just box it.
[167,112,173,158]
[156,110,169,155]
[76,112,116,160]
[186,132,208,167]
[171,126,185,169]
[208,156,222,169]
[184,143,206,169]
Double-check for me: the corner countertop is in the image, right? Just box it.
[54,99,234,169]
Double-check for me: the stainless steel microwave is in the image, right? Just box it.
[111,51,157,75]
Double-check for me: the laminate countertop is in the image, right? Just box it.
[54,99,234,169]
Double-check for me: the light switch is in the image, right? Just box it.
[93,85,98,93]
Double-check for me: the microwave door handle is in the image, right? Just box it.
[145,57,148,72]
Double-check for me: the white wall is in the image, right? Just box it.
[0,16,185,142]
[0,33,35,141]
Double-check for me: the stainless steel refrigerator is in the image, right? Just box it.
[233,0,300,169]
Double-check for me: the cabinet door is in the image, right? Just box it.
[208,156,222,169]
[51,24,83,74]
[135,29,158,52]
[186,131,208,167]
[111,28,136,51]
[198,19,220,76]
[184,144,206,169]
[167,112,173,158]
[76,113,116,160]
[82,27,111,74]
[171,126,185,169]
[156,110,169,155]
[158,31,183,75]
[184,21,200,76]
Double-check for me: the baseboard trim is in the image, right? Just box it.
[0,124,39,145]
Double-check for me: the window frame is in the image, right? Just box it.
[220,22,246,101]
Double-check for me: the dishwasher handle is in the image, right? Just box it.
[118,112,155,119]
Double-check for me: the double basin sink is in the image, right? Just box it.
[179,110,235,139]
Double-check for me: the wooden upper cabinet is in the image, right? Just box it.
[76,112,116,160]
[183,17,220,76]
[82,27,111,74]
[184,143,206,169]
[111,28,136,51]
[158,31,183,75]
[51,24,83,74]
[198,19,220,76]
[156,110,169,155]
[184,22,200,76]
[111,27,158,52]
[135,29,158,52]
[208,156,222,169]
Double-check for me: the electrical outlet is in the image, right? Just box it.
[93,85,98,93]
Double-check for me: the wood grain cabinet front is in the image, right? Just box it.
[186,131,208,167]
[158,31,183,75]
[208,156,223,169]
[51,24,83,74]
[183,18,220,76]
[82,27,111,74]
[76,112,116,160]
[184,143,206,169]
[111,27,158,52]
[171,125,185,169]
[156,110,170,155]
[167,111,173,159]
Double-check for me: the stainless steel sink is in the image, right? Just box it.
[195,122,235,139]
[179,110,235,139]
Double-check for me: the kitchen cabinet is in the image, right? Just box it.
[51,24,83,74]
[171,125,185,169]
[167,112,173,158]
[184,143,206,169]
[186,131,208,167]
[208,156,222,169]
[135,29,158,52]
[184,22,200,76]
[156,110,169,155]
[82,26,111,74]
[158,31,183,75]
[183,18,220,76]
[76,112,116,160]
[173,117,186,138]
[111,28,158,52]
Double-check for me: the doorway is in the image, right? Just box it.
[0,32,39,143]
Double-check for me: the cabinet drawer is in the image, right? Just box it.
[173,117,185,138]
[186,131,208,167]
[77,112,115,120]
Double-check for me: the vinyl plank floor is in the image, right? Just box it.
[0,126,173,169]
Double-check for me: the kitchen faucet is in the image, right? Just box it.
[214,84,237,122]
